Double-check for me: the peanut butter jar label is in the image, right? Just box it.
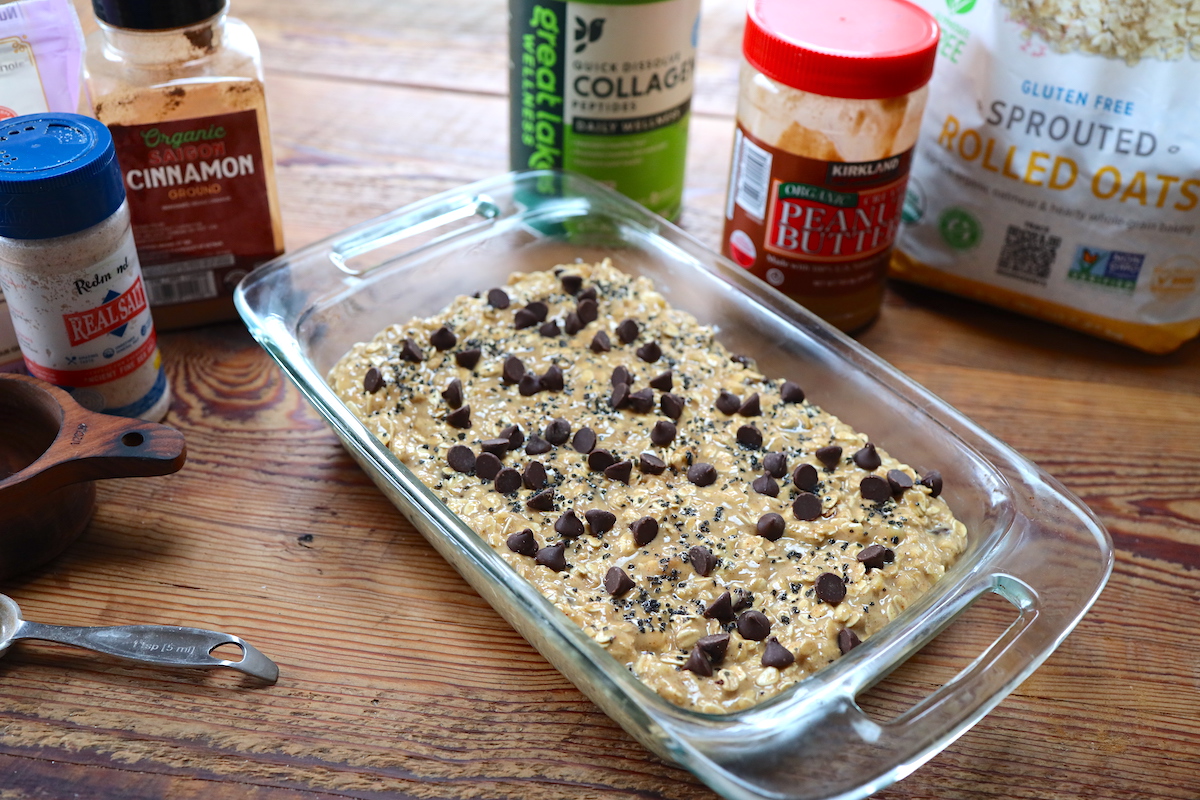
[723,123,913,298]
[107,109,279,308]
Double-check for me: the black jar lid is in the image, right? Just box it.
[92,0,226,31]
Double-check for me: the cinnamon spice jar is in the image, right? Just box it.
[84,0,283,329]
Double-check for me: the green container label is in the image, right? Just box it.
[509,0,700,219]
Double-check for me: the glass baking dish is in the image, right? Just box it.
[235,170,1112,800]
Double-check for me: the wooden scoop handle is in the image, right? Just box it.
[0,375,186,505]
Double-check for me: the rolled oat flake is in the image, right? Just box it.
[0,113,169,419]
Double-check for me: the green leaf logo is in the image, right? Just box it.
[946,0,976,13]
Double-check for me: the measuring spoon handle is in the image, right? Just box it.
[13,621,279,683]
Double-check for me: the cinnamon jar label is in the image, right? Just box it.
[723,123,913,298]
[107,108,280,307]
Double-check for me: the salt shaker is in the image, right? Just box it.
[0,113,170,420]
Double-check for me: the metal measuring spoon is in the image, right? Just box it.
[0,594,278,683]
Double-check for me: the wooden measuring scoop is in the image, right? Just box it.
[0,373,187,581]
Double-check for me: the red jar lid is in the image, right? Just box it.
[743,0,940,100]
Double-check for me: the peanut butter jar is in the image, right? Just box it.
[722,0,939,332]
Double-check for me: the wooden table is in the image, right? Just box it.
[5,2,1198,797]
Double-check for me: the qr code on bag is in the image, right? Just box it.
[996,223,1061,285]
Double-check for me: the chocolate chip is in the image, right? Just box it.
[860,475,891,504]
[792,492,822,521]
[792,463,818,491]
[638,452,666,475]
[526,488,555,512]
[446,405,472,429]
[703,591,734,623]
[752,475,779,497]
[494,467,522,495]
[616,318,639,344]
[604,566,636,597]
[631,516,658,546]
[535,542,567,571]
[627,388,654,413]
[524,435,552,456]
[577,297,598,324]
[447,445,476,474]
[399,338,424,363]
[455,348,481,370]
[563,312,583,335]
[605,460,632,484]
[526,301,548,321]
[636,341,662,363]
[731,354,754,368]
[430,325,457,350]
[736,424,762,449]
[518,373,541,396]
[682,647,713,676]
[857,543,895,571]
[687,463,717,487]
[780,381,805,403]
[590,330,611,353]
[732,588,754,612]
[853,443,881,471]
[539,320,560,337]
[363,366,383,394]
[500,424,523,450]
[610,365,631,387]
[837,628,861,654]
[650,420,677,446]
[648,370,673,391]
[480,437,510,457]
[554,510,585,539]
[513,308,539,329]
[737,393,761,416]
[561,274,583,295]
[610,382,630,409]
[688,545,717,576]
[696,633,730,664]
[585,509,616,535]
[816,445,842,469]
[762,638,795,669]
[441,377,463,409]
[761,452,786,478]
[661,393,684,420]
[545,418,570,445]
[502,356,525,384]
[888,469,914,496]
[920,470,943,498]
[540,364,564,392]
[756,512,785,540]
[487,288,510,309]
[475,451,502,480]
[815,572,846,605]
[715,390,740,415]
[588,448,616,472]
[737,610,771,641]
[506,529,537,556]
[578,286,598,302]
[523,461,547,490]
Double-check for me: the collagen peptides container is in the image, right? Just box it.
[0,113,170,420]
[722,0,939,332]
[85,0,283,330]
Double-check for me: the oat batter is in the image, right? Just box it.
[328,260,967,713]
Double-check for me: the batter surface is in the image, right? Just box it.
[328,260,966,713]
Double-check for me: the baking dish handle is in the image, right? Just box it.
[679,504,1112,800]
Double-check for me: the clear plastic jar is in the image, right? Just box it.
[722,0,939,332]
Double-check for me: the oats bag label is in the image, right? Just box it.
[892,0,1200,353]
[724,124,913,297]
[107,108,277,308]
[510,0,700,219]
[0,235,162,401]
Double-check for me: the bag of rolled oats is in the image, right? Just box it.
[891,0,1200,353]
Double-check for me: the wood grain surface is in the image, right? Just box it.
[2,2,1196,798]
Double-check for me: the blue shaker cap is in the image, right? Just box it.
[0,113,126,240]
